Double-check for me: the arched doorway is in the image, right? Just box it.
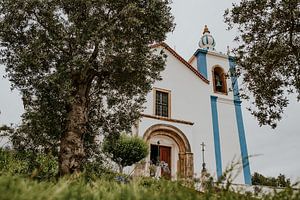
[143,124,194,179]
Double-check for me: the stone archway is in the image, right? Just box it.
[143,124,194,178]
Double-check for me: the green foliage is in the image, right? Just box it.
[32,153,58,180]
[0,148,30,175]
[0,148,58,180]
[102,134,149,172]
[0,0,174,173]
[0,175,198,200]
[224,0,300,128]
[81,157,115,182]
[252,172,291,188]
[0,174,299,200]
[0,147,117,181]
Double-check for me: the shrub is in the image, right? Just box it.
[252,172,291,187]
[0,148,29,175]
[102,134,149,173]
[0,148,58,180]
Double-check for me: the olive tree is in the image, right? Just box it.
[224,0,299,128]
[0,0,174,175]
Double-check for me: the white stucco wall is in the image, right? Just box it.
[136,45,248,184]
[206,51,246,184]
[217,98,244,183]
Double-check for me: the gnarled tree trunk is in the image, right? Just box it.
[59,82,90,175]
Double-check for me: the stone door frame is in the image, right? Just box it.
[143,124,194,178]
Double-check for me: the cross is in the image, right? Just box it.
[201,142,206,172]
[201,142,205,150]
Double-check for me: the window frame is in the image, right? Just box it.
[153,88,171,118]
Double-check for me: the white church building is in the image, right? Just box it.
[133,26,251,185]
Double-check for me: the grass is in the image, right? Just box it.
[0,173,300,200]
[0,175,203,200]
[0,149,299,200]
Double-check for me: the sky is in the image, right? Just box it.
[0,0,299,183]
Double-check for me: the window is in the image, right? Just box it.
[213,67,227,94]
[155,89,170,117]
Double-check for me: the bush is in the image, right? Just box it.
[30,153,58,180]
[252,172,291,187]
[0,148,29,175]
[0,148,58,180]
[102,134,149,173]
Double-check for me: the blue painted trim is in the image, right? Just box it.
[234,101,252,185]
[194,49,208,79]
[229,59,252,185]
[193,49,208,55]
[210,96,222,179]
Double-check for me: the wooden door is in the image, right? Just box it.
[160,146,171,179]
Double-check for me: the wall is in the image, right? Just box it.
[138,45,249,184]
[206,51,246,183]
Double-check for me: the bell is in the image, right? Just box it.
[216,79,222,87]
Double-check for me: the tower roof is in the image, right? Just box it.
[199,25,216,51]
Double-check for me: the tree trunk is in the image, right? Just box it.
[59,83,90,175]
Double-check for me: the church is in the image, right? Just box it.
[132,26,251,185]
